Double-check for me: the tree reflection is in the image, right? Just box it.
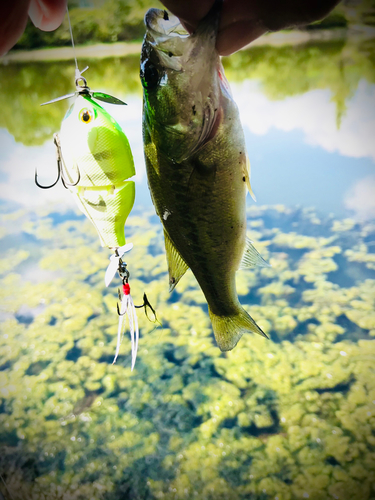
[223,38,375,127]
[0,55,141,146]
[0,38,374,146]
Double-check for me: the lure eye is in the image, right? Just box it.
[140,61,159,89]
[79,108,94,123]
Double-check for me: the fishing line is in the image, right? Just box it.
[66,5,78,73]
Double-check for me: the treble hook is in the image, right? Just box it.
[116,292,159,323]
[35,157,60,190]
[117,299,126,316]
[56,134,81,189]
[116,263,130,316]
[136,293,161,324]
[61,166,81,189]
[34,133,80,190]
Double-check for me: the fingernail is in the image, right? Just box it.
[28,0,44,28]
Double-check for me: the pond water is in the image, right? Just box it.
[0,34,375,500]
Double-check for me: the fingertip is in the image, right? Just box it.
[159,0,214,31]
[29,0,67,31]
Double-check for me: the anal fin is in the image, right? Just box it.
[164,230,189,292]
[243,153,256,202]
[239,237,270,270]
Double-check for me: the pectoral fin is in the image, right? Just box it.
[239,237,270,270]
[177,100,220,162]
[243,154,256,202]
[164,230,189,292]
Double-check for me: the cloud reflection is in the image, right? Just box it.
[344,175,375,220]
[233,80,375,161]
[0,82,374,214]
[0,97,145,208]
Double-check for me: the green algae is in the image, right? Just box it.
[0,205,375,500]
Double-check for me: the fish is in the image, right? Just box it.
[140,0,268,351]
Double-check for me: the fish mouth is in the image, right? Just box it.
[144,9,189,71]
[144,9,189,42]
[143,1,222,71]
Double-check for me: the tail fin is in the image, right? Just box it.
[209,306,267,351]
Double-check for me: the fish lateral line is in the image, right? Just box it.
[74,178,136,195]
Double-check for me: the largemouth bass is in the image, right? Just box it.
[140,1,267,351]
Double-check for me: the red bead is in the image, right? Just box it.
[123,283,131,295]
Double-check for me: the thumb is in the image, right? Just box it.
[0,0,31,56]
[29,0,67,31]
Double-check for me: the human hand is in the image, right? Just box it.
[0,0,67,56]
[159,0,342,55]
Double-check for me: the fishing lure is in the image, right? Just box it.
[36,11,154,369]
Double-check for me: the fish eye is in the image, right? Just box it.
[79,108,94,123]
[140,61,159,89]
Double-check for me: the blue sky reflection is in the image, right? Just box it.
[0,77,374,220]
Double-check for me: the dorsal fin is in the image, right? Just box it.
[239,237,270,270]
[164,230,189,291]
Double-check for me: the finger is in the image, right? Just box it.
[217,0,267,55]
[158,0,266,55]
[217,20,267,56]
[0,0,31,56]
[256,0,342,32]
[29,0,67,31]
[159,0,215,31]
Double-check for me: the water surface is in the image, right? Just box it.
[0,35,375,500]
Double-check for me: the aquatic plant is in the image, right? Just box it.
[0,204,374,500]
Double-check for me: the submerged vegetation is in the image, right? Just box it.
[0,203,375,499]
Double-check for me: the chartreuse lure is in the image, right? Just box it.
[36,68,155,370]
[58,91,135,249]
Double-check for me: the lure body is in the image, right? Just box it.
[60,95,135,248]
